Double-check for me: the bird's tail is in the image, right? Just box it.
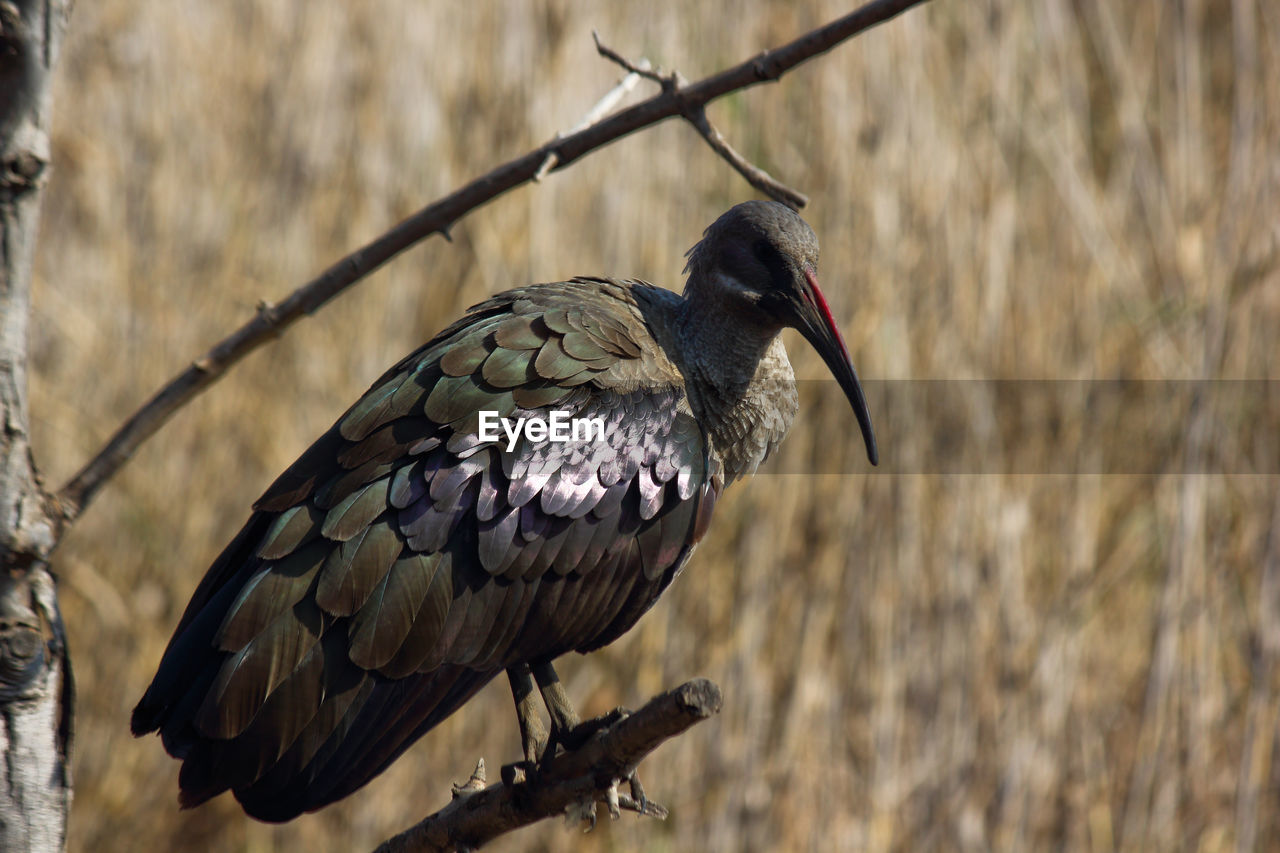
[132,511,499,822]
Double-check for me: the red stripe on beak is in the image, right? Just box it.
[798,269,878,466]
[805,270,854,363]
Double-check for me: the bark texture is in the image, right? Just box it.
[0,1,74,850]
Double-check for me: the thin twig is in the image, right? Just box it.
[52,0,931,528]
[687,106,809,209]
[592,30,670,87]
[372,679,722,853]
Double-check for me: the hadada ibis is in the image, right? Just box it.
[132,200,878,821]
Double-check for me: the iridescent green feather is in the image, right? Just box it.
[348,551,439,670]
[320,477,391,542]
[217,541,328,652]
[339,370,411,442]
[492,316,545,350]
[314,519,402,616]
[256,504,322,560]
[437,333,490,378]
[480,347,534,389]
[424,374,507,424]
[533,338,592,380]
[195,597,324,739]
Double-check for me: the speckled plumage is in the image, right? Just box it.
[132,201,876,822]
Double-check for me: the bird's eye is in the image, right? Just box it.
[753,240,778,264]
[751,239,792,294]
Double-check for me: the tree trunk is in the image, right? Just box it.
[1,1,74,850]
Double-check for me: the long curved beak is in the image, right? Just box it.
[792,269,878,466]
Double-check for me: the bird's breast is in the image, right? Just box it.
[691,338,798,485]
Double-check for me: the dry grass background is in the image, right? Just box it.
[27,0,1280,850]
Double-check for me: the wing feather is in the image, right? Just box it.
[348,551,440,669]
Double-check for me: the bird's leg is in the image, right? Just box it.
[501,664,548,787]
[530,660,582,758]
[532,660,641,752]
[529,660,666,821]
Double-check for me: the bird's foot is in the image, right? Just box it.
[604,768,667,820]
[569,769,668,832]
[539,706,669,831]
[620,767,667,819]
[551,705,632,755]
[509,708,635,787]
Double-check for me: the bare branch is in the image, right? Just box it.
[591,33,807,206]
[53,0,931,528]
[373,679,723,853]
[591,32,806,207]
[687,106,809,209]
[592,30,669,88]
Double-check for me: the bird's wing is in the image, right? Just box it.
[132,278,720,820]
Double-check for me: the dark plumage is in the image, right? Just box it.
[132,201,876,822]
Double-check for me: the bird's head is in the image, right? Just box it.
[685,200,878,465]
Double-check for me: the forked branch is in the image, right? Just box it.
[373,679,723,853]
[591,32,808,208]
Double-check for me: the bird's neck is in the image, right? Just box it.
[674,278,799,484]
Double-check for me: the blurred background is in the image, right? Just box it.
[30,0,1279,850]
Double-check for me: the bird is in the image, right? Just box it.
[131,200,878,822]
